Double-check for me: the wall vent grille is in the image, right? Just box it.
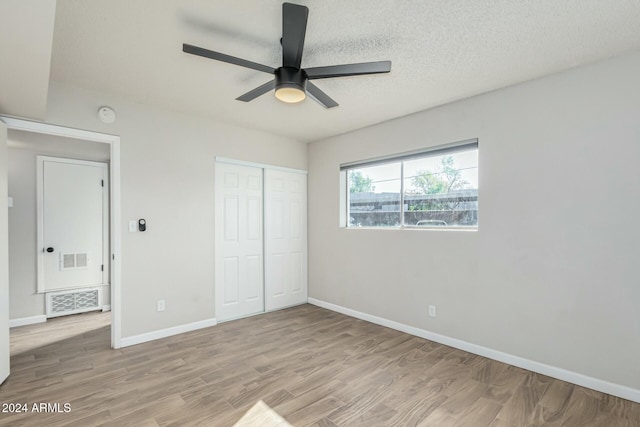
[60,252,89,270]
[46,287,102,318]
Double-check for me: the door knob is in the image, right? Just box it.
[46,247,54,253]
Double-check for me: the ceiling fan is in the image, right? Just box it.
[182,2,391,108]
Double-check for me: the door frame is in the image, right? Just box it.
[36,156,109,294]
[0,116,122,349]
[0,120,9,384]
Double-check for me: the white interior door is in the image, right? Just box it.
[215,163,264,321]
[0,121,10,384]
[265,169,307,311]
[38,157,108,293]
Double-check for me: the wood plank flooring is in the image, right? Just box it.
[1,304,639,426]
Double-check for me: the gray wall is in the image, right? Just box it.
[45,82,308,338]
[7,130,110,320]
[308,51,640,390]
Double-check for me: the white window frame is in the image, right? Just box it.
[340,139,478,230]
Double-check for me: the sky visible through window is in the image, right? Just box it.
[360,149,478,194]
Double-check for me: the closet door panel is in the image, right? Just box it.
[215,163,264,321]
[265,170,307,311]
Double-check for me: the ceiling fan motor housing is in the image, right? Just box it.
[275,67,307,92]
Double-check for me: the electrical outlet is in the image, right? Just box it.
[428,305,437,318]
[157,299,165,312]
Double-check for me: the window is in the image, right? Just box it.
[342,140,478,228]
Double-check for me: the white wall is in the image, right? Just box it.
[7,131,110,320]
[308,51,640,391]
[0,0,56,120]
[45,82,307,338]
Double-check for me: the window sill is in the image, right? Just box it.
[343,226,478,231]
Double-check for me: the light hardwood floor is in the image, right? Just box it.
[1,305,639,426]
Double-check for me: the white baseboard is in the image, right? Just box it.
[102,305,111,312]
[9,315,47,328]
[307,297,640,403]
[120,318,217,348]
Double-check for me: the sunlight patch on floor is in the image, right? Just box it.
[233,400,292,427]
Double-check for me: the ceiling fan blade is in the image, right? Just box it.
[282,3,308,68]
[236,80,276,102]
[306,82,338,109]
[183,43,275,74]
[306,61,391,79]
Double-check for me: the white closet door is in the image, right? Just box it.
[39,158,107,293]
[215,163,264,321]
[265,169,307,311]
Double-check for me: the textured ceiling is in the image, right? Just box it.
[50,0,640,142]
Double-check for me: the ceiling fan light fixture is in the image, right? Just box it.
[275,86,306,103]
[274,67,307,104]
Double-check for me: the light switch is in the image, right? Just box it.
[8,196,13,208]
[128,220,137,232]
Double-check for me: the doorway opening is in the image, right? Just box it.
[2,116,121,349]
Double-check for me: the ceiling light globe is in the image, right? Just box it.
[275,87,306,104]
